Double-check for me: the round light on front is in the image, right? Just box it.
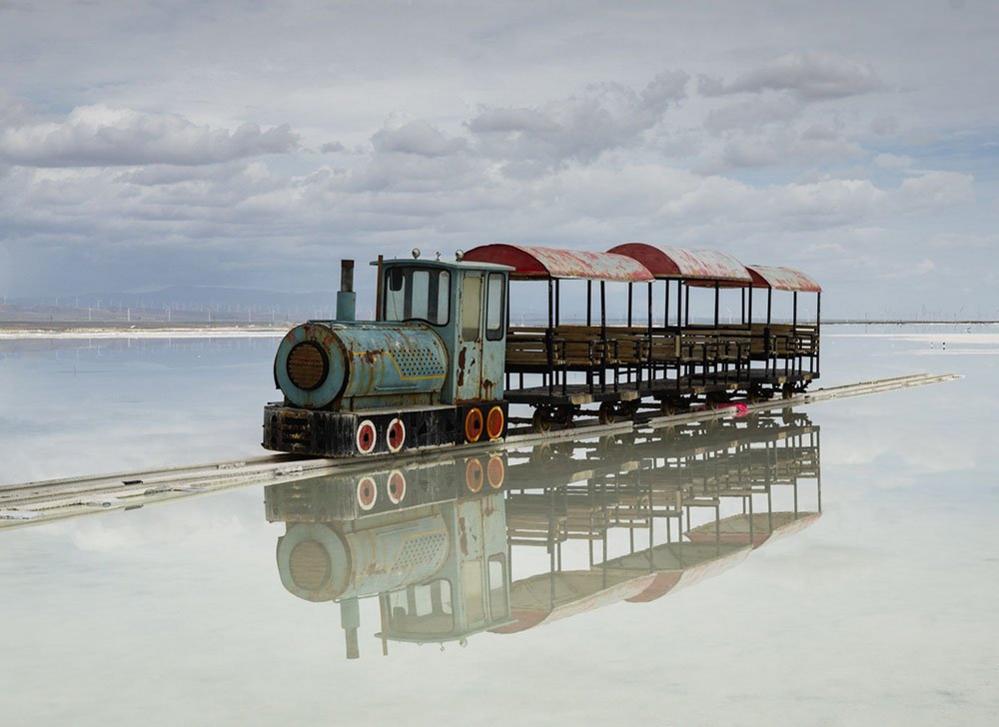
[287,342,327,390]
[288,540,332,592]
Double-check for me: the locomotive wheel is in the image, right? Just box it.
[355,419,377,455]
[464,408,484,443]
[386,417,406,453]
[781,383,794,400]
[356,476,377,510]
[532,408,553,433]
[386,470,407,504]
[487,456,505,489]
[465,458,485,493]
[486,406,505,441]
[598,402,616,425]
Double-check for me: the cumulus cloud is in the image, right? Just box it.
[370,120,467,157]
[703,93,803,134]
[699,52,882,100]
[0,105,298,167]
[467,70,689,174]
[874,152,914,169]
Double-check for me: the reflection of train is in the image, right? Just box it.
[265,413,821,659]
[263,245,821,456]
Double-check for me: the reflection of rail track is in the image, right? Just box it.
[0,372,956,528]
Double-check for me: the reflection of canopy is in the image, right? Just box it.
[745,264,822,293]
[608,242,753,285]
[462,243,655,282]
[492,510,821,634]
[686,511,821,548]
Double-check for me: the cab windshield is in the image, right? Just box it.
[383,266,450,325]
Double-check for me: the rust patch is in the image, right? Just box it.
[458,516,468,556]
[457,348,466,388]
[482,378,494,399]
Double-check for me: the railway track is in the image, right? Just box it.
[0,372,958,529]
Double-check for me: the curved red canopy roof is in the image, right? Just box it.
[745,265,822,293]
[608,243,752,285]
[462,243,654,282]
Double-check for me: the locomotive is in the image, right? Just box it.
[264,254,512,457]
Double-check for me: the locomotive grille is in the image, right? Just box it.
[289,540,332,591]
[287,342,328,390]
[392,347,446,379]
[394,531,447,569]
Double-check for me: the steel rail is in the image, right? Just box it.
[0,372,958,526]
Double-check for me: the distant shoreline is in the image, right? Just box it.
[0,321,287,339]
[0,318,996,338]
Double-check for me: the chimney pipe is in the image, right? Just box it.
[336,259,356,322]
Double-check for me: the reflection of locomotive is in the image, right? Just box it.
[266,454,511,659]
[266,413,821,659]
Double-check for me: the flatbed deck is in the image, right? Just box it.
[505,370,816,406]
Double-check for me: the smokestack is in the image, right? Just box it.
[340,596,361,660]
[336,259,356,322]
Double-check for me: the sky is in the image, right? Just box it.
[0,0,997,317]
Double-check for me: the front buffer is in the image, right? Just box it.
[263,401,508,457]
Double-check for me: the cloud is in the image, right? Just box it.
[0,105,298,167]
[874,152,914,169]
[371,120,467,157]
[699,52,882,100]
[703,93,803,134]
[899,170,974,206]
[467,70,689,174]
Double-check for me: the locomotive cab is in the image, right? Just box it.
[376,257,510,405]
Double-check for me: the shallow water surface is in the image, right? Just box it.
[0,328,996,725]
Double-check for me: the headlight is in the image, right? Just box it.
[286,341,328,391]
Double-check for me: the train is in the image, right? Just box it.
[263,243,821,457]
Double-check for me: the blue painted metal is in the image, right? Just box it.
[335,291,356,321]
[378,258,510,404]
[275,321,448,409]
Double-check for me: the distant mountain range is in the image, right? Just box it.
[4,285,342,316]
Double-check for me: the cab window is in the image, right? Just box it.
[383,266,450,325]
[461,274,482,341]
[385,580,454,636]
[486,273,505,340]
[488,555,509,619]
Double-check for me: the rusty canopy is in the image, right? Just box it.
[608,243,753,285]
[745,264,822,293]
[462,243,655,282]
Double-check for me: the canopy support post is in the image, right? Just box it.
[555,279,561,328]
[664,280,670,328]
[587,280,592,327]
[714,282,720,327]
[600,281,607,391]
[627,283,633,327]
[684,283,690,327]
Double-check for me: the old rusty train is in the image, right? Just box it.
[263,243,821,457]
